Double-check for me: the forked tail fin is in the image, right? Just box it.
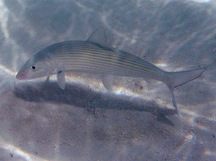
[165,67,206,113]
[168,67,206,88]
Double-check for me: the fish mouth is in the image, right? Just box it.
[16,70,28,80]
[16,73,22,80]
[16,72,23,80]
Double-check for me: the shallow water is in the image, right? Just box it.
[0,0,216,161]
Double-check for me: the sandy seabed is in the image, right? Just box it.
[0,0,216,161]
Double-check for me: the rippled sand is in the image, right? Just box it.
[0,0,216,160]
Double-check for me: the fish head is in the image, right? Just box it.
[16,51,55,80]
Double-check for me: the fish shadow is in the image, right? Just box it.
[13,81,177,126]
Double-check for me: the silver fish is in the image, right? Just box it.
[16,28,206,112]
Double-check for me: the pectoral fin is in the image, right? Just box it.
[102,75,113,91]
[57,71,65,90]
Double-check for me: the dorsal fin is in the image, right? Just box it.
[87,28,108,45]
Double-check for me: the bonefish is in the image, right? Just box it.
[16,28,206,112]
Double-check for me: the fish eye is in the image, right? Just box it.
[30,65,38,71]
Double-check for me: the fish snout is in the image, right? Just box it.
[16,69,29,80]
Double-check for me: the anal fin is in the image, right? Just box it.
[46,76,50,83]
